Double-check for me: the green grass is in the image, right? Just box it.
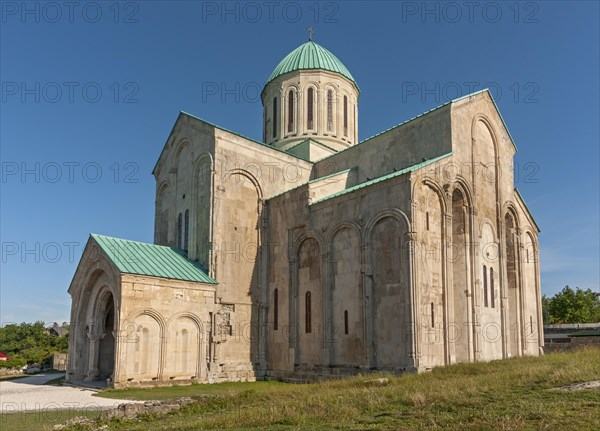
[44,376,65,386]
[100,347,600,430]
[0,410,101,431]
[96,380,288,401]
[3,348,600,430]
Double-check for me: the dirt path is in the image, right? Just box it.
[0,372,139,412]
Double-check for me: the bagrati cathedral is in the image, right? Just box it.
[66,37,543,388]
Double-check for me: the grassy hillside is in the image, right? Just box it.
[2,348,599,430]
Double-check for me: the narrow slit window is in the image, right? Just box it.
[305,291,312,333]
[273,288,279,331]
[177,212,183,249]
[343,95,348,136]
[431,302,435,327]
[272,97,277,138]
[307,88,314,130]
[344,310,349,335]
[426,212,430,230]
[530,316,534,334]
[184,209,189,253]
[483,265,488,307]
[287,90,294,133]
[327,90,333,131]
[490,267,495,308]
[353,105,356,140]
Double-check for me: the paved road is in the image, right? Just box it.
[0,372,138,412]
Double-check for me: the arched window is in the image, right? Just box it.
[272,97,277,139]
[483,265,488,307]
[287,90,294,133]
[177,212,183,249]
[273,288,279,331]
[307,88,314,130]
[305,291,312,333]
[327,90,333,131]
[490,267,495,308]
[184,209,189,253]
[343,95,348,136]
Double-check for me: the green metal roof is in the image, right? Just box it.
[569,329,600,337]
[264,41,358,91]
[311,152,453,205]
[90,234,217,284]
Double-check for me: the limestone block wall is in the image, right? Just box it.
[209,128,313,373]
[152,113,316,382]
[265,171,416,377]
[413,177,446,368]
[143,91,542,385]
[307,167,358,202]
[450,92,517,216]
[312,103,452,184]
[153,115,217,269]
[449,92,542,360]
[114,274,218,388]
[515,192,543,355]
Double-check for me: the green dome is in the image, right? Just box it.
[264,41,358,91]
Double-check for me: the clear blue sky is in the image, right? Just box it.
[1,1,598,324]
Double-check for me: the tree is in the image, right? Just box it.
[544,286,600,324]
[0,321,69,368]
[541,295,552,324]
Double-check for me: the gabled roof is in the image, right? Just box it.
[48,327,68,337]
[90,234,217,284]
[317,89,517,165]
[285,137,338,154]
[285,138,339,161]
[514,188,541,233]
[152,111,312,175]
[311,152,453,205]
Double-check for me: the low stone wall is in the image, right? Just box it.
[544,336,600,353]
[53,397,196,430]
[51,353,68,371]
[0,368,21,376]
[544,324,599,334]
[113,367,259,389]
[100,397,195,420]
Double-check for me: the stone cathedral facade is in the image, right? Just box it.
[66,40,543,388]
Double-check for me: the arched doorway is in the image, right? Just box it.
[97,293,115,381]
[84,289,116,383]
